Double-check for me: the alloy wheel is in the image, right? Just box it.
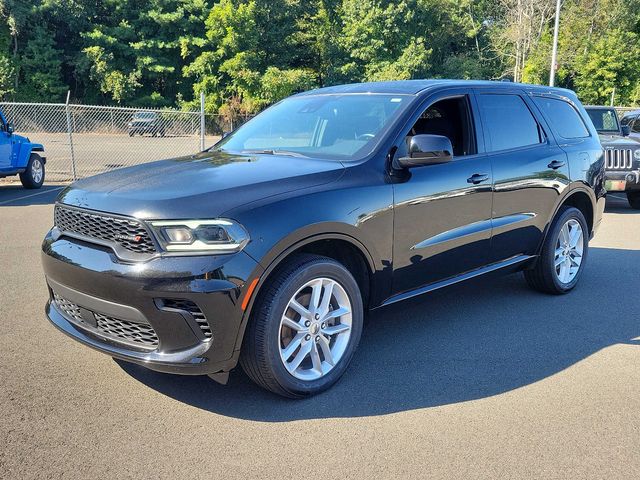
[31,158,43,184]
[554,218,584,284]
[278,277,352,381]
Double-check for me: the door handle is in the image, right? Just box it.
[547,160,566,169]
[467,173,490,184]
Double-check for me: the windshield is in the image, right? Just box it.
[214,94,412,160]
[586,108,619,133]
[134,112,156,119]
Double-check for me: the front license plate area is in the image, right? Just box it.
[605,180,626,191]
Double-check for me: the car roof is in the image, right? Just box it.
[584,105,617,110]
[295,79,576,97]
[621,109,640,117]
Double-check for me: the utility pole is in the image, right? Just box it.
[549,0,561,87]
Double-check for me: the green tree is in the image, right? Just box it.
[18,24,67,101]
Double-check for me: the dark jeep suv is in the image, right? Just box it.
[42,80,605,398]
[586,106,640,209]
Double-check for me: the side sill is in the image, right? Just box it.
[378,254,536,308]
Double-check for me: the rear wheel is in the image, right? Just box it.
[240,254,363,398]
[524,206,589,294]
[19,153,45,189]
[627,191,640,210]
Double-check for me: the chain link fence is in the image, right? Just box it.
[0,99,253,183]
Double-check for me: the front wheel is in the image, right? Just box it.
[627,191,640,210]
[19,153,45,189]
[240,254,363,398]
[524,206,589,294]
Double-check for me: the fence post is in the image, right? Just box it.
[200,91,205,151]
[65,91,77,181]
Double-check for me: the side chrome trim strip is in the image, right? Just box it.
[410,213,536,251]
[379,254,535,308]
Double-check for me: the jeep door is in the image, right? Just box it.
[390,89,493,295]
[0,114,11,169]
[475,89,571,262]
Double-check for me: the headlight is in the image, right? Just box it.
[634,149,640,160]
[149,219,249,253]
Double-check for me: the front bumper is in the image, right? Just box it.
[42,229,262,375]
[604,169,640,191]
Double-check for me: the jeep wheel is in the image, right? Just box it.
[524,206,589,294]
[240,254,363,398]
[627,192,640,210]
[19,153,45,189]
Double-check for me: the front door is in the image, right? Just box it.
[391,91,493,295]
[0,115,12,169]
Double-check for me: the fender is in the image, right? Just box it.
[232,228,382,353]
[16,142,46,168]
[533,182,598,257]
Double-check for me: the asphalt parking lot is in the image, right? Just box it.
[1,185,639,479]
[9,133,220,182]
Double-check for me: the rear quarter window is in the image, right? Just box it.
[533,97,590,139]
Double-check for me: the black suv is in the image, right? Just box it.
[586,106,640,209]
[42,80,604,398]
[127,111,165,137]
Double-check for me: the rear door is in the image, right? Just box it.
[475,89,570,263]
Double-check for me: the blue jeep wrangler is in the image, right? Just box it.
[0,109,46,188]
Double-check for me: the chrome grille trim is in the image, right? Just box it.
[54,205,157,254]
[605,149,633,170]
[52,290,158,350]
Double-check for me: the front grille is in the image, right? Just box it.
[605,149,633,170]
[161,299,212,339]
[52,291,158,349]
[53,292,83,323]
[54,205,156,254]
[94,313,159,347]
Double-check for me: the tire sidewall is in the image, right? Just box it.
[21,154,45,188]
[627,191,640,209]
[262,260,364,396]
[545,207,589,292]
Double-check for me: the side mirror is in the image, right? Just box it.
[621,125,631,137]
[395,134,453,169]
[6,122,14,135]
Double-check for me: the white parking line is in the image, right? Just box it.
[608,194,627,200]
[0,186,64,206]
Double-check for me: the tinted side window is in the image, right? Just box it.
[633,118,640,134]
[533,97,589,139]
[477,94,541,152]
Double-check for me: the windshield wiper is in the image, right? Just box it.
[241,149,309,158]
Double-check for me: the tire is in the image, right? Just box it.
[627,191,640,210]
[240,254,364,398]
[19,153,45,189]
[128,131,134,137]
[524,206,589,294]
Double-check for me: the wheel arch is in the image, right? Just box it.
[233,232,379,352]
[536,186,596,257]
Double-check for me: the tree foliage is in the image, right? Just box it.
[1,0,640,111]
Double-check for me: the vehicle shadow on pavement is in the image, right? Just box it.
[0,184,64,207]
[118,245,640,421]
[605,194,638,214]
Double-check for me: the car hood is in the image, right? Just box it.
[57,150,345,219]
[597,133,640,147]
